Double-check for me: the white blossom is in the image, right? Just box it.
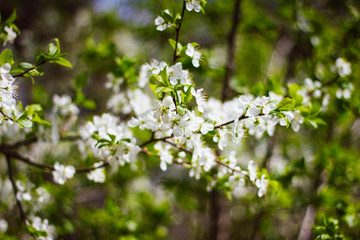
[3,26,17,46]
[0,219,8,233]
[16,180,32,202]
[186,0,201,12]
[155,10,172,31]
[255,174,268,197]
[248,160,257,182]
[191,88,206,113]
[186,44,201,67]
[52,162,75,185]
[87,162,106,183]
[0,63,17,115]
[155,142,173,171]
[53,94,79,116]
[335,58,351,77]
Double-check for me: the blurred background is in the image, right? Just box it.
[1,0,360,239]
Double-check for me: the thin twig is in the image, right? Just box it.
[12,61,47,78]
[5,151,55,171]
[139,136,170,148]
[0,109,14,121]
[75,161,109,173]
[1,151,109,173]
[173,0,186,64]
[214,113,263,129]
[5,155,27,223]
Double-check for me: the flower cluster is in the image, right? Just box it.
[106,74,152,116]
[87,162,106,183]
[0,63,17,119]
[27,216,56,240]
[297,78,323,106]
[16,180,32,202]
[79,113,141,173]
[127,60,303,197]
[52,94,79,116]
[333,57,352,77]
[154,9,172,31]
[294,57,353,112]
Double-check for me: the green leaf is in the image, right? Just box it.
[19,62,34,69]
[149,74,163,85]
[51,57,72,68]
[174,16,183,26]
[177,106,188,116]
[150,83,158,97]
[17,118,33,128]
[169,39,176,50]
[48,38,60,56]
[169,39,183,55]
[25,68,43,77]
[275,98,295,111]
[155,86,173,97]
[82,99,96,110]
[160,10,173,23]
[161,66,170,87]
[48,43,58,57]
[181,86,193,103]
[32,114,50,126]
[0,49,14,65]
[35,53,49,65]
[25,104,42,114]
[304,117,326,129]
[120,138,131,143]
[10,68,24,74]
[108,133,117,142]
[3,10,17,25]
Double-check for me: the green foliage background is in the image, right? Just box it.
[0,0,360,239]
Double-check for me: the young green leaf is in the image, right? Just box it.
[275,98,295,111]
[0,49,14,65]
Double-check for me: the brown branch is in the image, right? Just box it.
[5,155,27,224]
[221,0,242,101]
[209,189,220,240]
[1,151,109,174]
[139,136,171,148]
[12,61,47,78]
[162,138,247,176]
[0,109,14,121]
[75,161,109,173]
[214,113,263,129]
[173,0,186,64]
[5,151,55,171]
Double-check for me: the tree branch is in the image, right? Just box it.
[5,155,27,224]
[1,151,109,173]
[12,61,47,78]
[173,0,186,64]
[0,109,15,121]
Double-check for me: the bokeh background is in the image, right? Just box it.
[1,0,360,239]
